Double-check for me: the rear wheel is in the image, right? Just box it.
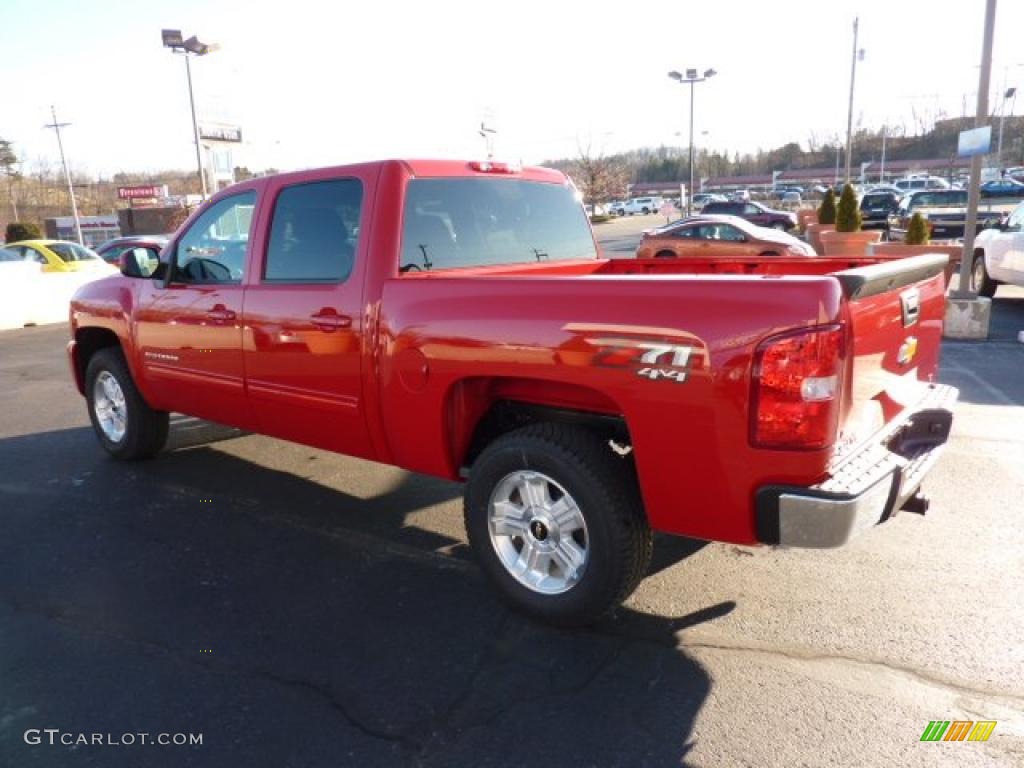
[971,253,997,298]
[464,423,653,626]
[85,348,169,460]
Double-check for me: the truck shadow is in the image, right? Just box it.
[0,422,725,768]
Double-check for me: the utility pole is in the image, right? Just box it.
[954,0,998,299]
[44,106,83,246]
[879,125,887,183]
[844,17,860,183]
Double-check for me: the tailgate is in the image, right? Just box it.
[832,253,950,460]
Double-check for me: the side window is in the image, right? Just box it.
[718,225,746,242]
[174,191,256,284]
[264,179,362,282]
[743,204,760,215]
[1008,203,1024,229]
[23,247,47,264]
[672,226,696,239]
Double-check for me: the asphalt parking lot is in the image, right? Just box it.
[2,227,1023,767]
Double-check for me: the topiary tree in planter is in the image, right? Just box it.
[835,184,861,232]
[5,221,41,243]
[817,189,837,225]
[904,212,929,245]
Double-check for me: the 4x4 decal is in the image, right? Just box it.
[592,339,698,383]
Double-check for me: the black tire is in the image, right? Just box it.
[642,207,650,215]
[971,253,998,298]
[654,250,677,259]
[464,423,653,626]
[758,251,781,258]
[85,347,169,460]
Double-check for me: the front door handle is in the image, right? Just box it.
[208,304,236,323]
[310,309,352,331]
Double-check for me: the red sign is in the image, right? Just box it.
[117,185,168,200]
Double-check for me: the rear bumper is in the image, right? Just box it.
[755,383,958,548]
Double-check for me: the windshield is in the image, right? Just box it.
[908,191,967,208]
[400,178,596,271]
[47,242,101,262]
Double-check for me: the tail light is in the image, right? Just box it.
[751,324,846,450]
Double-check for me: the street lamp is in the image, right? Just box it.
[162,29,219,200]
[997,86,1017,171]
[668,67,717,216]
[843,17,865,183]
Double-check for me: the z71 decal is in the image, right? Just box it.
[592,339,698,384]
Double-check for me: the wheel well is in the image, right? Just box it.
[75,327,121,386]
[459,399,631,476]
[758,250,781,258]
[654,249,677,259]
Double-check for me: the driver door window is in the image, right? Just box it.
[174,192,256,283]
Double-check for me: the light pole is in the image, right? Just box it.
[879,125,887,183]
[996,87,1017,171]
[843,18,865,184]
[162,29,218,200]
[44,106,83,246]
[669,67,716,216]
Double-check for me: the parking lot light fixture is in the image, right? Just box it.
[162,29,217,200]
[668,67,716,216]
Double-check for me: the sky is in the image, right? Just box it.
[4,0,1024,178]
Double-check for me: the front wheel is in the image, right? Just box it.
[85,348,169,460]
[971,254,997,298]
[464,423,652,626]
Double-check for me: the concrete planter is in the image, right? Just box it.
[805,223,834,255]
[867,242,962,286]
[820,229,882,257]
[796,209,819,232]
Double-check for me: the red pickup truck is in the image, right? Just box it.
[68,159,957,625]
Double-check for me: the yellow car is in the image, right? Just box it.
[5,240,117,274]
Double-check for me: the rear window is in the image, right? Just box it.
[909,191,967,208]
[47,243,100,262]
[400,178,596,271]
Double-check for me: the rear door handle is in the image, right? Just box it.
[310,309,352,331]
[208,304,236,323]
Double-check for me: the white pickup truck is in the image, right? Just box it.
[972,200,1024,297]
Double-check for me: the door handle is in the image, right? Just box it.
[208,304,236,323]
[310,309,352,331]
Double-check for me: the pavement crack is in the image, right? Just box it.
[679,635,1024,706]
[0,593,421,752]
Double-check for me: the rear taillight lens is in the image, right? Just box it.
[751,325,845,450]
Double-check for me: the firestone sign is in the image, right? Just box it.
[117,185,168,200]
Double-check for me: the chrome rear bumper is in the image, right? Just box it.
[755,383,959,548]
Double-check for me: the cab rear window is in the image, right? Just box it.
[400,178,596,272]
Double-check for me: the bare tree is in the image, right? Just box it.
[568,141,630,209]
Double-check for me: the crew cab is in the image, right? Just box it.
[888,190,1003,240]
[68,159,958,625]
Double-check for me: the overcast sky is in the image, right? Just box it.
[5,0,1024,177]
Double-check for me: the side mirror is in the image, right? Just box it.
[119,251,145,278]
